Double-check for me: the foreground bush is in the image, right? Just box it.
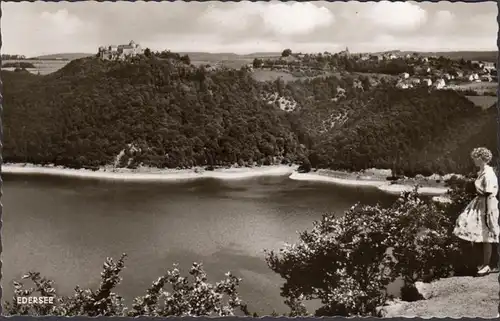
[4,254,248,317]
[265,179,477,316]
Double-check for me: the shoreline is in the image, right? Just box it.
[2,163,299,182]
[2,163,450,196]
[289,170,450,196]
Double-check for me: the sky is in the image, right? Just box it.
[2,1,498,57]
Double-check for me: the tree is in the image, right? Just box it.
[281,49,292,57]
[144,48,152,57]
[4,256,249,317]
[252,58,263,68]
[180,54,191,65]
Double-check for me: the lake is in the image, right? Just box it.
[2,173,397,314]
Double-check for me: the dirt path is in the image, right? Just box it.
[381,274,499,318]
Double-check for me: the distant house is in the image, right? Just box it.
[481,74,492,82]
[396,81,412,89]
[422,57,429,63]
[433,79,446,89]
[466,73,479,82]
[401,72,410,79]
[472,60,485,69]
[443,73,451,80]
[423,78,432,87]
[455,71,464,78]
[483,62,496,72]
[98,40,143,60]
[409,78,421,85]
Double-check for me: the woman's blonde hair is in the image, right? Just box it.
[471,147,493,164]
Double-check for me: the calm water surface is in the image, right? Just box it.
[3,173,396,314]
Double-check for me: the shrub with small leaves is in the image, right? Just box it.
[4,256,247,317]
[266,203,397,316]
[128,262,247,317]
[389,188,455,286]
[5,254,127,316]
[3,272,58,316]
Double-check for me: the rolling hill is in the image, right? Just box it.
[30,53,94,61]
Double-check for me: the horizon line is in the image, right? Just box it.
[6,49,498,59]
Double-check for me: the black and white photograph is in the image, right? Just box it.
[1,0,499,317]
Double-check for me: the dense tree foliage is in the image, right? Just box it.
[5,255,249,317]
[2,55,496,176]
[3,56,304,169]
[281,49,292,57]
[297,87,497,175]
[2,62,36,69]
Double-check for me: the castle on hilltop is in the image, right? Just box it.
[98,40,144,60]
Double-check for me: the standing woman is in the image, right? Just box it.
[453,147,499,276]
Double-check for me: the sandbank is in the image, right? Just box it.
[289,170,449,196]
[2,163,299,182]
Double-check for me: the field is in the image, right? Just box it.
[2,59,71,75]
[190,58,253,69]
[451,81,498,94]
[251,69,301,82]
[465,95,497,109]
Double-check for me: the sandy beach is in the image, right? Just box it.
[3,163,452,196]
[289,169,450,196]
[2,163,299,182]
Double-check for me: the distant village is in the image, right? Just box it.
[248,47,498,92]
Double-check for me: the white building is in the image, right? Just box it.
[396,81,412,89]
[433,79,446,89]
[423,78,432,87]
[481,75,493,82]
[98,40,144,60]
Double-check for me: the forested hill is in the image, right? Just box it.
[2,55,496,176]
[3,57,306,169]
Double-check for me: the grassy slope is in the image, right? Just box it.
[31,53,94,60]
